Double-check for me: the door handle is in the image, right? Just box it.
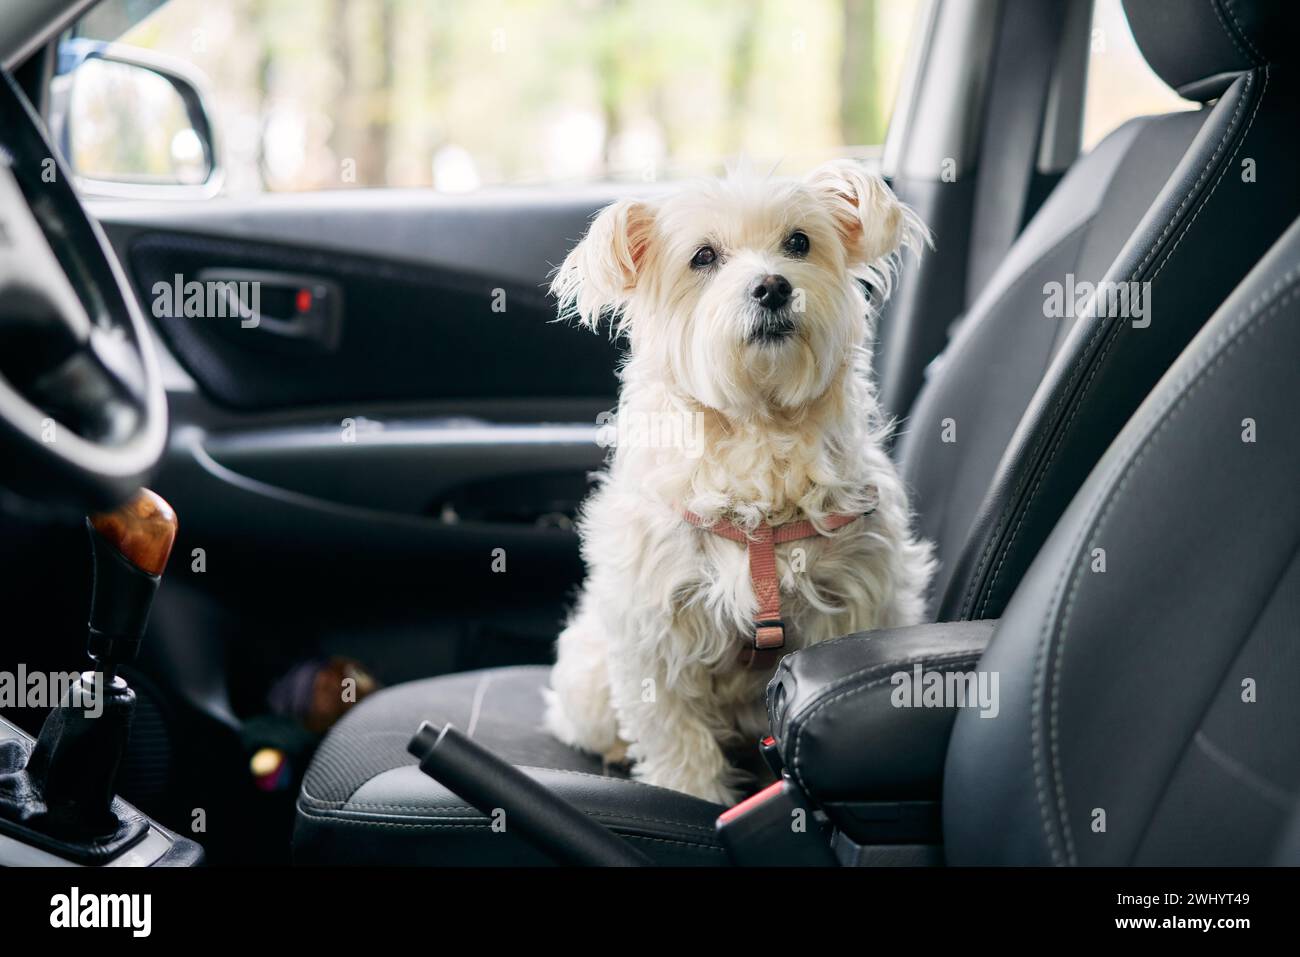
[196,268,342,351]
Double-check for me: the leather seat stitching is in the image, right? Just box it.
[336,803,719,834]
[785,620,991,659]
[1131,72,1253,277]
[296,804,724,851]
[973,73,1258,618]
[298,787,476,814]
[974,68,1263,619]
[918,220,1094,573]
[1210,0,1260,66]
[303,765,722,829]
[302,789,718,833]
[1143,67,1268,289]
[1221,0,1267,63]
[961,76,1253,618]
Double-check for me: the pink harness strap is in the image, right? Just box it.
[682,505,871,667]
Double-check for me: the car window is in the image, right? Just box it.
[74,0,925,195]
[1081,0,1197,151]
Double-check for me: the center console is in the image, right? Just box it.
[766,619,995,856]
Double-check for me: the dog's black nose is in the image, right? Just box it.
[751,274,792,310]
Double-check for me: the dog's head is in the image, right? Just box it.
[552,160,927,417]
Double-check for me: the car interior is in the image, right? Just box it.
[0,0,1297,876]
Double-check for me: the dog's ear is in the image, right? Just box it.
[551,199,655,333]
[805,160,929,268]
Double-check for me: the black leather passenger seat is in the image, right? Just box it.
[945,214,1300,865]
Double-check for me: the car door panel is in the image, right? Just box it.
[82,191,627,696]
[92,189,623,552]
[96,198,624,410]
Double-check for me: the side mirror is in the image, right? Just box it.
[49,39,222,198]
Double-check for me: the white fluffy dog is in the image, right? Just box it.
[544,161,935,805]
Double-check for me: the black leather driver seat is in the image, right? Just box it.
[294,1,1300,865]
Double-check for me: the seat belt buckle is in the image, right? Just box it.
[759,734,783,777]
[716,778,838,866]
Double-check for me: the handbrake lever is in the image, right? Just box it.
[407,722,651,867]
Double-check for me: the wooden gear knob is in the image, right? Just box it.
[88,488,178,576]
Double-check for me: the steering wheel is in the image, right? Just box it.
[0,69,167,511]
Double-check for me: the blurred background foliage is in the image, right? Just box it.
[76,0,1190,196]
[82,0,922,193]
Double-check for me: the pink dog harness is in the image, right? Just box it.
[682,498,875,668]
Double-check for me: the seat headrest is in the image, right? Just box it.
[1122,0,1299,101]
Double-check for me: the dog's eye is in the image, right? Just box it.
[784,231,810,256]
[690,245,717,269]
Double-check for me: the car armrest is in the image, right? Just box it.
[766,620,995,845]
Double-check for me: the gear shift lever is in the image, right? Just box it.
[84,489,178,682]
[0,489,176,856]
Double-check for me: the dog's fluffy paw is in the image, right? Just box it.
[541,687,582,747]
[542,686,618,756]
[601,738,631,767]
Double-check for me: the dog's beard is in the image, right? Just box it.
[666,287,858,418]
[747,306,797,345]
